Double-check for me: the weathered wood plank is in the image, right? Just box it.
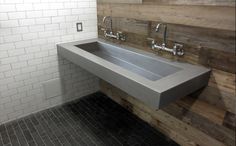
[208,69,235,94]
[98,4,235,31]
[197,70,236,114]
[163,102,235,146]
[97,0,142,4]
[100,80,229,146]
[143,0,235,7]
[100,77,236,145]
[175,97,226,125]
[195,86,236,114]
[223,112,236,130]
[97,0,235,7]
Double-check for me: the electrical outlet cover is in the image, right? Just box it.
[76,22,83,32]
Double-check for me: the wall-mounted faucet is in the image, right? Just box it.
[103,16,112,32]
[101,16,126,41]
[155,23,167,47]
[148,23,184,56]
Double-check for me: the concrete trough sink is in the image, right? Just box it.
[57,39,211,109]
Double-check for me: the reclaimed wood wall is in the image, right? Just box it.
[97,0,142,4]
[97,1,236,146]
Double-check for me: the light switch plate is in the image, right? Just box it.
[76,22,83,32]
[43,78,62,99]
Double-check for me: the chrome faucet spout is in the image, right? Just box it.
[103,16,112,31]
[147,23,184,56]
[155,23,162,32]
[102,16,110,23]
[101,16,126,41]
[156,23,167,46]
[163,24,167,46]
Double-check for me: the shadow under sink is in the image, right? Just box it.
[57,39,211,109]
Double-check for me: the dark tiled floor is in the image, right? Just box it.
[0,92,179,146]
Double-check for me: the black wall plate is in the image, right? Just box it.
[76,22,83,32]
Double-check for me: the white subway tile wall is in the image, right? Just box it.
[0,0,99,124]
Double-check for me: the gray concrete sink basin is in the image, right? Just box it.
[76,42,182,81]
[57,39,211,109]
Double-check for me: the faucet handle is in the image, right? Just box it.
[173,43,184,56]
[155,23,161,32]
[147,37,155,42]
[101,28,109,38]
[147,38,157,50]
[147,38,155,44]
[117,31,123,34]
[116,31,126,41]
[147,37,154,41]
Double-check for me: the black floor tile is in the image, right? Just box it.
[0,125,11,146]
[5,123,20,146]
[11,122,28,146]
[0,92,180,146]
